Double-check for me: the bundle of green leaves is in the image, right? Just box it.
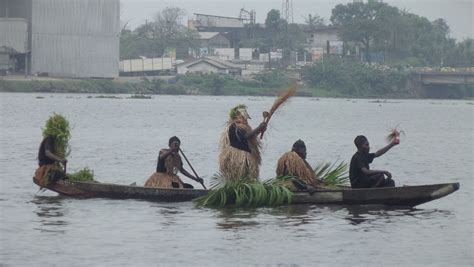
[195,175,294,208]
[42,113,71,159]
[67,167,95,182]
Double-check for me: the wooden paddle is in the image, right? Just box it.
[259,83,298,139]
[179,148,206,189]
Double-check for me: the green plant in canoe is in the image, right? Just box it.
[67,167,95,182]
[314,161,349,187]
[42,113,71,159]
[194,175,295,208]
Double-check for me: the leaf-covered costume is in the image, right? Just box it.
[219,113,262,182]
[34,114,70,186]
[145,152,186,188]
[276,151,323,190]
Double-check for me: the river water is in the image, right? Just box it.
[0,93,472,266]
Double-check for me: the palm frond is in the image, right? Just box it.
[314,161,349,186]
[194,174,295,208]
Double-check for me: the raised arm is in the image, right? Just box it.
[245,121,267,139]
[374,139,399,158]
[159,141,179,161]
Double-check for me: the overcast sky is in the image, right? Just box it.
[121,0,473,41]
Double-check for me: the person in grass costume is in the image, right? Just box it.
[276,139,325,190]
[219,104,267,181]
[34,113,70,186]
[145,136,203,188]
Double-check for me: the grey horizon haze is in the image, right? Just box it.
[121,0,473,41]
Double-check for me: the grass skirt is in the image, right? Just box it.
[219,146,260,182]
[144,172,185,188]
[219,121,261,181]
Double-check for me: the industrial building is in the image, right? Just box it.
[0,0,120,78]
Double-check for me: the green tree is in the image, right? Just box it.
[149,7,198,56]
[120,7,197,59]
[397,14,452,65]
[304,14,326,30]
[264,9,289,48]
[263,10,305,62]
[444,39,474,67]
[265,9,283,31]
[330,1,400,62]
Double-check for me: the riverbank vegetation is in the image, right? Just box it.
[301,56,409,97]
[0,72,298,96]
[2,68,472,98]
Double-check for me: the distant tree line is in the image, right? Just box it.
[330,1,473,67]
[120,7,198,59]
[121,3,472,68]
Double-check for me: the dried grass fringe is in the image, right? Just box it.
[276,151,322,188]
[164,153,182,175]
[144,152,184,188]
[219,121,261,181]
[144,172,184,188]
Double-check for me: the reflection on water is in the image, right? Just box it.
[273,205,318,227]
[342,205,453,225]
[157,205,182,226]
[31,196,68,233]
[213,204,456,230]
[216,208,261,230]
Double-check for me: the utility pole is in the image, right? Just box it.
[281,0,294,23]
[24,38,28,78]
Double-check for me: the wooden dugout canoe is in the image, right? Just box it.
[33,177,459,207]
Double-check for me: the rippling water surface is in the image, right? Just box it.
[1,93,472,266]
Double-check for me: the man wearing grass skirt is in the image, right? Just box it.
[276,139,324,191]
[145,136,203,188]
[219,104,267,181]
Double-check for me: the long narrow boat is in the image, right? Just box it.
[33,177,459,207]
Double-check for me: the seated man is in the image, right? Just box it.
[276,139,324,190]
[349,135,398,188]
[145,136,203,189]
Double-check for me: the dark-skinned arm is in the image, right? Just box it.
[158,149,174,161]
[159,141,179,161]
[361,167,392,179]
[374,140,399,158]
[179,167,203,183]
[244,121,267,139]
[45,149,67,165]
